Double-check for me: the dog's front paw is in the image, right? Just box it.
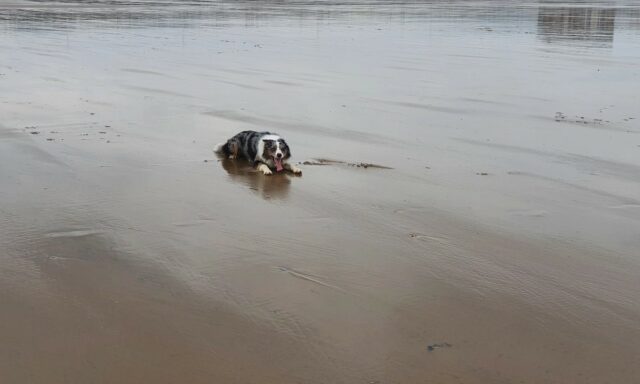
[285,163,302,175]
[257,163,273,175]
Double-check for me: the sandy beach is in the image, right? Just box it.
[1,1,639,383]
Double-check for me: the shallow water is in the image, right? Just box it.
[1,1,640,383]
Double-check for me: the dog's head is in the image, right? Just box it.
[262,138,291,172]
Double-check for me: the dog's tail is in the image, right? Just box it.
[213,142,226,154]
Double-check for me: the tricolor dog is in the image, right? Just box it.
[215,131,302,175]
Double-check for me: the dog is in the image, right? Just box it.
[214,131,302,175]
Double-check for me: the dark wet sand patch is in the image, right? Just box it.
[367,98,474,115]
[121,85,196,99]
[120,68,173,77]
[0,232,338,384]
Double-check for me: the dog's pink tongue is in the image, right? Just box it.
[275,158,284,172]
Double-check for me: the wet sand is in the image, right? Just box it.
[1,1,640,383]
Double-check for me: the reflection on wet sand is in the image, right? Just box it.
[537,5,616,45]
[219,156,291,200]
[2,228,332,383]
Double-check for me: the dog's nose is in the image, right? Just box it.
[276,153,283,158]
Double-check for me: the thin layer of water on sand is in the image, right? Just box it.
[1,1,640,383]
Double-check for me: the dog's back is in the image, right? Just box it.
[215,130,272,161]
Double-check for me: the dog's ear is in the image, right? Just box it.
[278,139,291,157]
[262,139,275,145]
